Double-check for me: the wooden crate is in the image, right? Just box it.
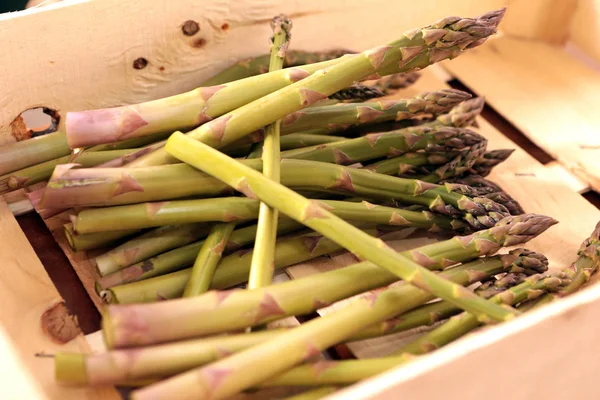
[1,0,600,399]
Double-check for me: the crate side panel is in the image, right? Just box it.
[0,199,119,399]
[569,0,600,64]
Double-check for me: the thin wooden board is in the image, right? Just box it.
[286,66,600,359]
[443,36,600,192]
[569,0,600,64]
[0,0,516,144]
[0,199,119,400]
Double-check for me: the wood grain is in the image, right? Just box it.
[569,0,600,64]
[0,199,118,399]
[444,36,600,193]
[500,0,578,44]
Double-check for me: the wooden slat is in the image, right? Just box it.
[443,36,600,193]
[569,0,600,64]
[287,66,600,359]
[0,0,514,144]
[0,199,118,399]
[500,0,578,44]
[325,282,600,400]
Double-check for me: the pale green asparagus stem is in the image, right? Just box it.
[201,49,352,86]
[218,88,469,155]
[280,134,345,150]
[167,132,516,323]
[97,230,354,295]
[129,9,504,167]
[64,223,138,252]
[95,219,304,293]
[94,224,211,276]
[0,149,132,194]
[102,245,542,346]
[393,273,569,356]
[183,223,236,297]
[277,89,470,135]
[71,197,466,234]
[41,158,510,231]
[519,220,600,309]
[349,249,548,341]
[249,15,292,291]
[102,215,554,322]
[0,131,70,176]
[65,56,350,149]
[128,223,531,398]
[55,330,284,385]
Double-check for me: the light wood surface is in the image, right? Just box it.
[569,0,600,64]
[0,199,119,399]
[500,0,578,44]
[444,36,600,193]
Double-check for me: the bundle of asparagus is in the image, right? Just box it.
[1,7,594,400]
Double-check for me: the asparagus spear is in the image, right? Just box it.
[64,223,138,252]
[167,132,516,323]
[277,90,471,135]
[520,220,600,310]
[41,158,509,231]
[431,97,485,128]
[183,223,236,297]
[349,249,548,341]
[126,233,524,398]
[211,90,473,157]
[200,49,352,86]
[73,198,261,233]
[334,95,486,139]
[55,329,284,385]
[128,9,505,167]
[374,71,421,90]
[65,54,350,149]
[57,254,550,388]
[95,219,305,292]
[0,131,70,176]
[0,149,132,194]
[393,273,569,356]
[72,197,466,234]
[97,230,351,293]
[95,224,211,276]
[102,213,555,308]
[446,175,525,215]
[469,149,515,177]
[248,15,292,291]
[102,244,546,346]
[93,142,165,168]
[361,152,459,176]
[279,134,345,150]
[329,83,385,101]
[88,131,173,151]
